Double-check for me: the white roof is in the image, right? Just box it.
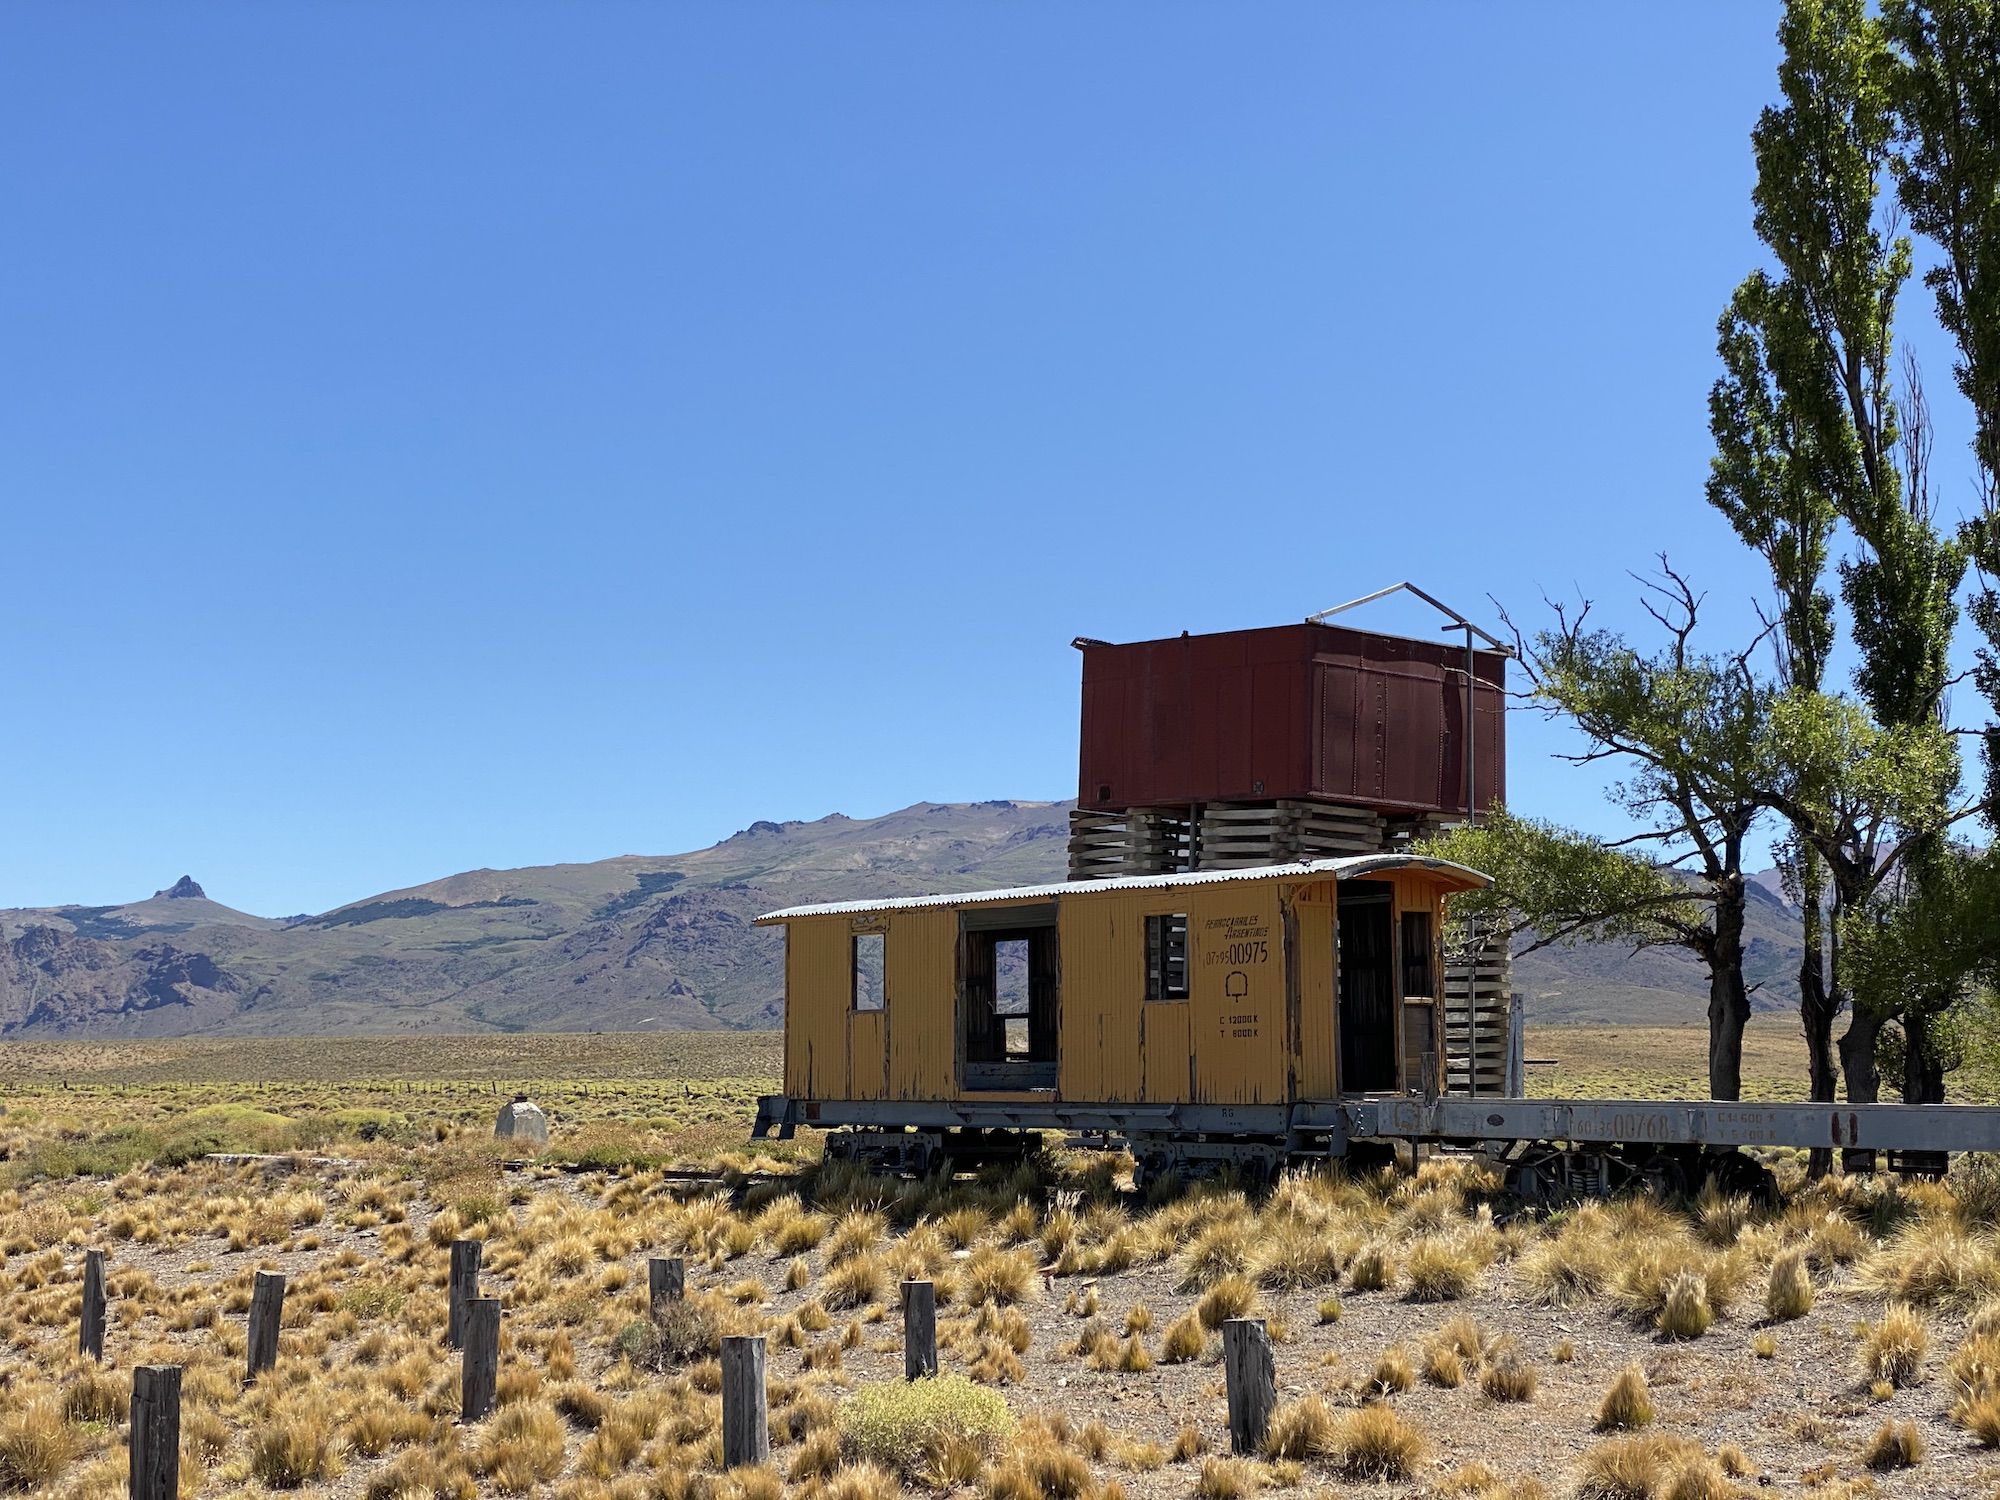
[753,853,1489,924]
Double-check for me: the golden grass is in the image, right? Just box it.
[1765,1247,1814,1321]
[1858,1302,1930,1387]
[1479,1347,1537,1403]
[1863,1419,1924,1471]
[18,1032,2000,1500]
[1333,1403,1424,1481]
[1595,1364,1654,1431]
[1161,1312,1207,1364]
[1261,1394,1337,1461]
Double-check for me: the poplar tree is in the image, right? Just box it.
[1710,0,1967,1124]
[1884,0,2000,816]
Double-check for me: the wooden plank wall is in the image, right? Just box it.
[776,869,1459,1106]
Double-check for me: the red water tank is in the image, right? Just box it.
[1076,622,1505,815]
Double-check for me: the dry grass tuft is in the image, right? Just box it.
[1371,1346,1415,1396]
[1479,1347,1537,1403]
[1856,1221,2000,1307]
[1348,1242,1395,1292]
[1765,1247,1814,1322]
[1333,1403,1424,1481]
[986,1420,1092,1500]
[248,1401,340,1489]
[0,1401,79,1493]
[838,1373,1012,1480]
[1862,1419,1924,1471]
[1424,1344,1465,1388]
[962,1245,1039,1307]
[474,1401,566,1492]
[1261,1395,1338,1460]
[1576,1434,1710,1500]
[1858,1302,1929,1387]
[1406,1234,1482,1302]
[1162,1312,1208,1364]
[1656,1270,1713,1340]
[1595,1364,1654,1431]
[1192,1455,1265,1499]
[823,1252,888,1311]
[1195,1274,1260,1330]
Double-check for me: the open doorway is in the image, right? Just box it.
[1337,882,1398,1093]
[961,905,1058,1090]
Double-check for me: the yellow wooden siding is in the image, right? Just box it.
[849,1009,887,1100]
[1141,1000,1193,1100]
[886,906,957,1099]
[1058,894,1142,1102]
[774,866,1469,1106]
[1292,885,1336,1097]
[782,917,850,1099]
[1188,882,1288,1103]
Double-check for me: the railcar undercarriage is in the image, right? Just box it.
[755,1092,2000,1202]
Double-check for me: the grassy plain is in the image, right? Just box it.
[5,1028,2000,1499]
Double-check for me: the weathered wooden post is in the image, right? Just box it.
[447,1239,482,1349]
[129,1365,181,1500]
[460,1297,501,1422]
[80,1248,107,1362]
[648,1255,686,1317]
[246,1270,286,1381]
[1222,1318,1276,1456]
[901,1279,937,1380]
[720,1334,769,1468]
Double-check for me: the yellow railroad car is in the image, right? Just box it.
[751,852,1489,1180]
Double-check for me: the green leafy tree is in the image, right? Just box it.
[1420,807,1708,1013]
[1476,567,1773,1100]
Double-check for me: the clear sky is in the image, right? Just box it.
[2,5,1986,916]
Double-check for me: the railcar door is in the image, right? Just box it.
[1336,881,1398,1093]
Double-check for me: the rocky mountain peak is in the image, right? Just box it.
[156,876,207,900]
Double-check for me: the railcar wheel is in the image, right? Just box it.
[1639,1151,1692,1202]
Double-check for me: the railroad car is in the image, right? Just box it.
[751,848,2000,1196]
[750,851,1492,1183]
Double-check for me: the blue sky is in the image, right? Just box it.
[2,5,1986,916]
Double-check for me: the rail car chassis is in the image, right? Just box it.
[753,1092,2000,1200]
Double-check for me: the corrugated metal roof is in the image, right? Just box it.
[753,853,1489,924]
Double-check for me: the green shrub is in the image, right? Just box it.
[614,1300,717,1369]
[838,1375,1013,1478]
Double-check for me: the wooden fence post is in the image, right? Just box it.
[902,1280,937,1380]
[80,1248,107,1362]
[648,1256,685,1317]
[447,1239,482,1350]
[721,1335,769,1468]
[1222,1318,1276,1456]
[129,1365,181,1500]
[246,1270,286,1381]
[461,1297,501,1422]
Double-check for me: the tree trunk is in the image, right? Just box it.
[1838,1003,1886,1172]
[1902,1009,1947,1105]
[1798,881,1837,1178]
[1707,878,1750,1102]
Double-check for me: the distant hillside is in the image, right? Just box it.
[0,801,1803,1038]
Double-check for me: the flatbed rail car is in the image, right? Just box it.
[749,855,2000,1194]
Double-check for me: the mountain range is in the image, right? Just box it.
[0,800,1806,1039]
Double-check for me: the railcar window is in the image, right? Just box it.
[1399,911,1433,998]
[994,938,1031,1056]
[852,932,885,1011]
[1145,914,1190,1000]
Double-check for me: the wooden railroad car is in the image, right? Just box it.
[751,852,1490,1181]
